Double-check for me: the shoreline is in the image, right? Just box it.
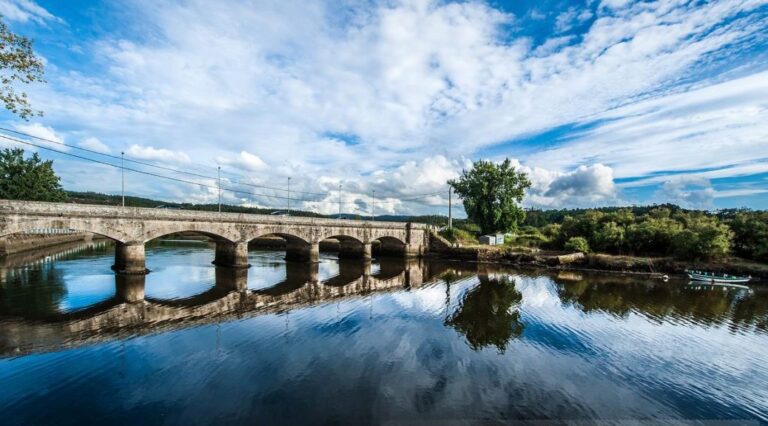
[426,233,768,284]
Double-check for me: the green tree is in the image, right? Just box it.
[672,215,732,261]
[446,275,524,353]
[593,221,625,253]
[0,148,66,201]
[0,17,45,119]
[729,212,768,261]
[448,159,531,234]
[564,236,590,253]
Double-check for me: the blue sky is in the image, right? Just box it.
[0,0,766,215]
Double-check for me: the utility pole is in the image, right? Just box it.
[217,166,221,213]
[287,177,291,213]
[338,183,342,219]
[121,151,125,207]
[448,187,452,229]
[371,190,375,221]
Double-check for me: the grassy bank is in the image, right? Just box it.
[429,232,768,281]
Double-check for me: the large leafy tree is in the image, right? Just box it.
[0,16,45,119]
[448,159,530,234]
[0,148,66,201]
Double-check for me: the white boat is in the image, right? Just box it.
[685,269,751,284]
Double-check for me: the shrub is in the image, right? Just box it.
[564,236,590,253]
[440,227,477,244]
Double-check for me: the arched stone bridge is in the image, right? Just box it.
[0,200,432,274]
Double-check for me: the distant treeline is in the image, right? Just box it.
[64,191,451,225]
[503,205,766,262]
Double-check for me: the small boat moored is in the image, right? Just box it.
[685,269,751,284]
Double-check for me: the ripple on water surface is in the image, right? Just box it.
[0,241,767,424]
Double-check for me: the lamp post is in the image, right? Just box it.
[121,151,125,207]
[448,187,452,229]
[287,177,291,213]
[371,190,375,221]
[338,183,342,219]
[217,166,221,213]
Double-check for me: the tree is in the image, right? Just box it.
[564,236,590,253]
[672,215,732,261]
[1,17,45,119]
[593,221,625,253]
[448,159,531,234]
[0,148,66,201]
[729,212,768,261]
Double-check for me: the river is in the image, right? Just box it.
[1,241,766,424]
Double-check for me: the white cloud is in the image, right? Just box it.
[0,0,58,24]
[125,144,190,163]
[554,6,592,33]
[657,177,716,209]
[217,151,267,172]
[78,137,110,154]
[11,122,67,151]
[9,0,768,210]
[526,71,768,181]
[513,161,619,208]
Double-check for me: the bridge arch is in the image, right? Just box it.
[140,224,240,244]
[0,219,130,243]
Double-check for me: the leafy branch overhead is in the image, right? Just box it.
[0,17,45,120]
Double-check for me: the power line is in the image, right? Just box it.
[0,134,324,203]
[0,128,453,210]
[0,126,329,197]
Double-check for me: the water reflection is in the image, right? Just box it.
[1,242,767,423]
[553,273,768,332]
[446,275,524,353]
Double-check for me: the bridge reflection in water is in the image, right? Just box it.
[2,240,767,359]
[0,247,447,357]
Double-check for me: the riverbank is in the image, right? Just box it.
[427,232,768,282]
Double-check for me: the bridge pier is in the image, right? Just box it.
[213,241,250,268]
[338,240,372,260]
[116,274,146,303]
[112,242,149,275]
[404,244,423,258]
[215,267,249,292]
[286,240,319,263]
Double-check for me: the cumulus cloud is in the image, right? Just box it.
[125,145,190,163]
[657,177,716,209]
[514,162,619,208]
[78,137,110,154]
[217,151,267,172]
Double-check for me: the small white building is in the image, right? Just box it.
[479,234,505,245]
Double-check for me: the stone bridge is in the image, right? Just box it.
[0,258,451,357]
[0,200,432,274]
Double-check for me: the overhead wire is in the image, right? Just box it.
[0,127,453,211]
[0,134,324,203]
[0,126,328,197]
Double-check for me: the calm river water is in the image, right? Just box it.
[1,241,767,425]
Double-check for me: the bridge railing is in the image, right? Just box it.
[0,199,432,230]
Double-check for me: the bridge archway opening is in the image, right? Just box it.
[317,235,367,260]
[372,236,407,257]
[247,233,316,263]
[141,231,241,276]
